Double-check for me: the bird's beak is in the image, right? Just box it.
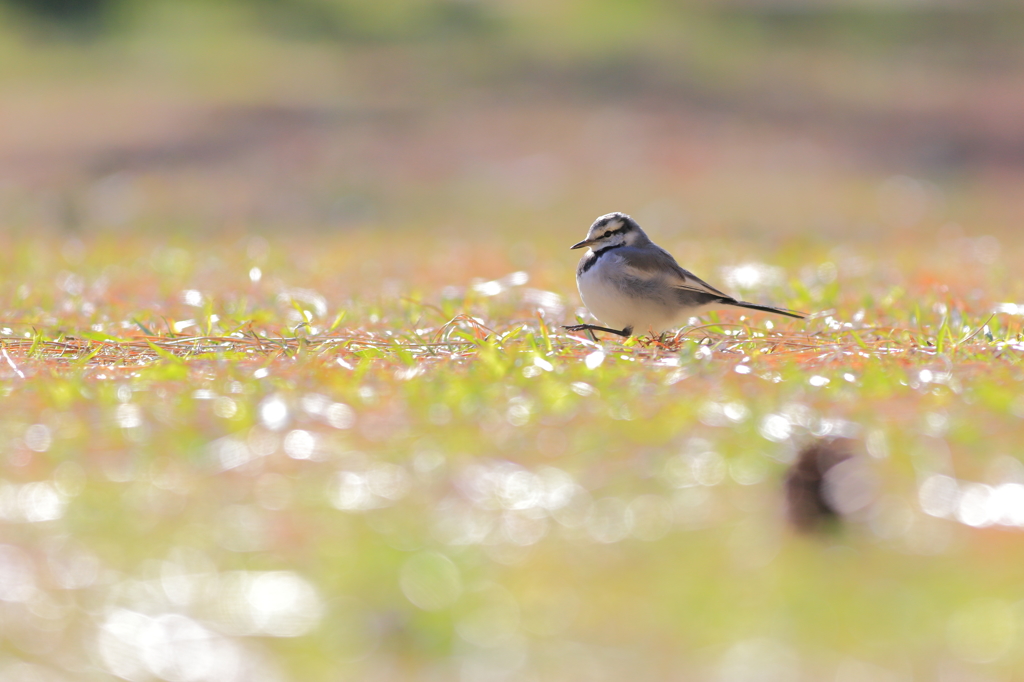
[570,239,594,250]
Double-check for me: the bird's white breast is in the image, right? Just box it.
[577,251,695,334]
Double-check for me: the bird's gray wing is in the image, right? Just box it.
[616,246,732,300]
[616,245,805,318]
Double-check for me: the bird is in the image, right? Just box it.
[564,212,805,338]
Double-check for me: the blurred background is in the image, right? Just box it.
[4,3,1024,682]
[2,0,1024,245]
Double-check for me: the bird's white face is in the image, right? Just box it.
[570,213,641,251]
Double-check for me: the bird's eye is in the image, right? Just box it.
[603,232,611,239]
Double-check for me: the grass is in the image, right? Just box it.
[1,229,1024,681]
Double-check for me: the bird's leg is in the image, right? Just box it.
[563,324,633,338]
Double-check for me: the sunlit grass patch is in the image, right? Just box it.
[1,232,1024,681]
[1,305,1020,377]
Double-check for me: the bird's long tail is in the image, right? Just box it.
[726,299,806,319]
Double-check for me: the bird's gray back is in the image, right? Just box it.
[620,245,728,293]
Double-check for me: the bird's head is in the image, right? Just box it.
[570,212,647,252]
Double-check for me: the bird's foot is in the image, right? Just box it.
[563,324,633,338]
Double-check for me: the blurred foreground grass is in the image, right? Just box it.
[1,227,1024,681]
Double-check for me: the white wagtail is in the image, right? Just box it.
[564,212,805,338]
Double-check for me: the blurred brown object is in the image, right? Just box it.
[785,437,857,533]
